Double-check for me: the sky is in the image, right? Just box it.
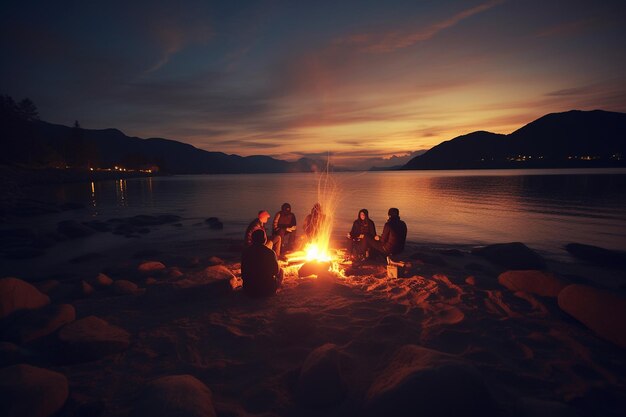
[1,0,625,169]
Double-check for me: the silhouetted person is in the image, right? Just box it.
[365,207,407,261]
[241,229,283,297]
[303,203,325,242]
[245,210,282,257]
[272,203,297,252]
[346,208,376,260]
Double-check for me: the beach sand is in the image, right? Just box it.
[2,229,626,417]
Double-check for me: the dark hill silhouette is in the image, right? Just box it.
[0,118,327,174]
[403,110,626,170]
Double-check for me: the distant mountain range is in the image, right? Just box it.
[0,119,327,174]
[403,110,626,170]
[2,109,624,174]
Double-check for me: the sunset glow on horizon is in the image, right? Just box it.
[1,0,625,168]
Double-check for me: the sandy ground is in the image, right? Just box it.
[2,233,623,417]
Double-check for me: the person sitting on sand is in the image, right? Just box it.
[365,207,407,261]
[245,210,282,257]
[346,208,376,261]
[303,203,325,242]
[241,229,283,297]
[272,203,297,253]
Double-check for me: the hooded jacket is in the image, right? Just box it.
[349,209,377,239]
[380,214,407,255]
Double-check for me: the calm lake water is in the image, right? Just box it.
[24,168,626,262]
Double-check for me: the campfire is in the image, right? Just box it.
[283,166,345,278]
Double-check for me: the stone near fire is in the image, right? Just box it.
[297,343,346,408]
[558,284,626,349]
[131,375,217,417]
[0,364,69,417]
[0,277,50,320]
[366,345,496,417]
[298,261,331,278]
[498,270,568,297]
[58,316,131,361]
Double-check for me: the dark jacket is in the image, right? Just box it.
[381,215,407,255]
[244,219,266,247]
[273,211,296,232]
[241,243,280,297]
[349,209,376,239]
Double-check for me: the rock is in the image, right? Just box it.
[145,277,157,285]
[112,280,139,295]
[205,217,223,230]
[167,267,184,278]
[131,375,216,417]
[172,266,236,293]
[366,345,496,417]
[0,277,50,320]
[80,280,95,297]
[2,304,76,344]
[472,242,546,270]
[138,261,166,273]
[498,270,568,297]
[207,256,224,266]
[299,261,331,277]
[90,273,113,288]
[558,284,626,349]
[58,316,131,361]
[0,364,68,417]
[57,220,95,238]
[297,343,346,408]
[565,243,626,268]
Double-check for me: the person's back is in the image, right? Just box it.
[382,209,407,255]
[241,229,282,297]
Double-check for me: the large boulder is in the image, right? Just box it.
[558,284,626,349]
[2,304,75,344]
[112,280,140,295]
[472,242,546,270]
[565,243,626,268]
[0,364,68,417]
[131,375,216,417]
[297,343,346,408]
[498,270,568,297]
[0,277,50,320]
[57,316,130,361]
[366,345,496,417]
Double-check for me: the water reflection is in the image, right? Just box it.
[29,169,626,257]
[115,179,127,207]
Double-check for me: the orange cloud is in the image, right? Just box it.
[335,0,504,53]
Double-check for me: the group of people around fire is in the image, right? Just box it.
[241,203,407,297]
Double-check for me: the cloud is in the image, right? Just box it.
[334,0,504,53]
